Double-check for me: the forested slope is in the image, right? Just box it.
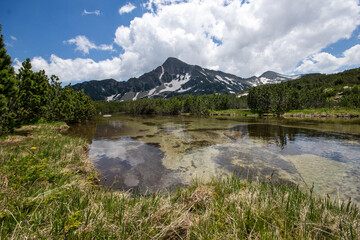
[248,68,360,115]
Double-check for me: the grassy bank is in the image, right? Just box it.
[209,109,254,116]
[210,108,360,118]
[0,123,359,239]
[284,108,360,118]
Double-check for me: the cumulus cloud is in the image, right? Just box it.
[13,55,123,84]
[119,3,136,15]
[82,9,101,16]
[296,44,360,73]
[28,0,360,83]
[113,0,360,77]
[64,35,114,55]
[10,36,17,41]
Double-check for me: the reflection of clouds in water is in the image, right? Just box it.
[90,138,145,167]
[90,139,127,160]
[293,138,360,163]
[89,137,168,191]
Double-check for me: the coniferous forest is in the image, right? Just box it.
[247,69,360,115]
[94,93,248,115]
[0,26,95,134]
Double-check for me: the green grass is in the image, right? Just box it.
[0,123,359,239]
[209,109,254,116]
[284,108,360,117]
[209,108,360,118]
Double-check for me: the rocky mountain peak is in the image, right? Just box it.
[259,71,280,79]
[72,58,300,101]
[162,57,193,75]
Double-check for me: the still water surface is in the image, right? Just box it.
[68,114,360,203]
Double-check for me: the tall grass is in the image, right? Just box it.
[0,123,359,239]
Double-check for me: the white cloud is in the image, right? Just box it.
[26,0,360,83]
[13,55,123,84]
[119,3,136,15]
[82,9,101,16]
[10,36,17,41]
[296,44,360,73]
[64,35,114,55]
[113,0,360,77]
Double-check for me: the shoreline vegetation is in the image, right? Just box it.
[209,108,360,118]
[1,123,359,239]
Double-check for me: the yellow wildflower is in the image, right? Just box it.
[31,147,37,150]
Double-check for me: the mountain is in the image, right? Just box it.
[72,79,119,101]
[72,57,300,101]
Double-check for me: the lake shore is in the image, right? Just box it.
[209,108,360,119]
[0,122,359,239]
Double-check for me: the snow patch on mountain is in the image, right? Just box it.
[106,94,117,101]
[159,66,165,82]
[148,88,156,96]
[159,73,191,93]
[133,92,139,100]
[259,77,274,84]
[216,75,232,85]
[178,86,193,93]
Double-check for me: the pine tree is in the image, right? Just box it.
[0,25,19,133]
[15,58,51,124]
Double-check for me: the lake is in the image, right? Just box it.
[67,114,360,204]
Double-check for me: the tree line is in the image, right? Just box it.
[94,93,248,115]
[0,26,95,134]
[248,68,360,115]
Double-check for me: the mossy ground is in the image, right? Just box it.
[0,123,359,239]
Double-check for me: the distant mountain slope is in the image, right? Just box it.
[72,79,121,101]
[72,57,300,101]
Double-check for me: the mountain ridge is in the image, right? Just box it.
[72,57,300,101]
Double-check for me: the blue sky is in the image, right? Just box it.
[1,0,360,84]
[1,0,144,61]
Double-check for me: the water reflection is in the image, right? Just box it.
[247,124,296,148]
[67,114,360,203]
[90,138,172,192]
